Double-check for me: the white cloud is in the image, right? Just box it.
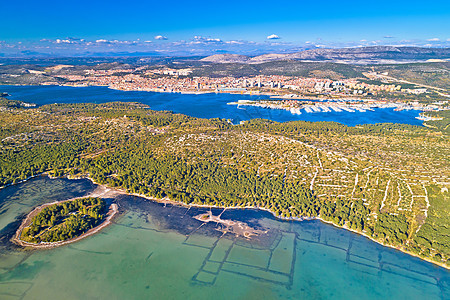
[154,35,168,40]
[5,35,448,58]
[225,40,244,44]
[191,36,222,44]
[50,37,86,44]
[267,34,280,40]
[427,38,440,41]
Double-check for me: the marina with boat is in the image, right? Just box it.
[228,98,443,117]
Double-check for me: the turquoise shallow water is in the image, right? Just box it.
[3,85,423,126]
[0,177,448,299]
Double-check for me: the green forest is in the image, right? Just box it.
[21,197,107,243]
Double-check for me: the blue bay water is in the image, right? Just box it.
[0,177,448,299]
[3,85,423,126]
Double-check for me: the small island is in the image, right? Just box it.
[14,197,118,248]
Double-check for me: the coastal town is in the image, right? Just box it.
[53,67,439,98]
[48,66,448,115]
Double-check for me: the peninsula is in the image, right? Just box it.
[1,99,448,268]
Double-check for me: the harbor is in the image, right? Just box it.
[228,99,440,116]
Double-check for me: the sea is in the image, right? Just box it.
[0,85,448,299]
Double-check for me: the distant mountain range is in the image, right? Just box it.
[200,46,450,64]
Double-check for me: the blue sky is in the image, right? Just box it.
[1,0,449,56]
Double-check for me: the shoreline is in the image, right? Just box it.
[82,176,450,271]
[12,192,119,249]
[5,173,449,269]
